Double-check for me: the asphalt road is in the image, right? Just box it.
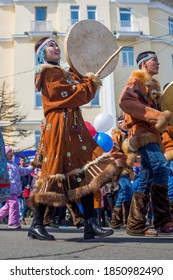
[0,218,173,260]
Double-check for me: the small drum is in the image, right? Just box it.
[64,20,120,78]
[160,81,173,126]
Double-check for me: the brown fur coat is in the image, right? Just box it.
[162,125,173,161]
[29,65,125,208]
[119,70,164,152]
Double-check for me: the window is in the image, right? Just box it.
[35,7,47,31]
[83,89,100,107]
[91,90,100,106]
[120,8,131,28]
[122,47,134,66]
[35,130,41,149]
[70,6,79,25]
[169,17,173,35]
[35,89,42,108]
[87,6,96,20]
[36,7,46,21]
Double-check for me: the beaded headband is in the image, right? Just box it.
[36,38,53,54]
[137,54,157,67]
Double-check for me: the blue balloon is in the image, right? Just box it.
[94,132,113,152]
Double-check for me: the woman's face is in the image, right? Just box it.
[44,40,61,62]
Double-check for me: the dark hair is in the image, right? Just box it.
[136,51,156,69]
[20,157,25,160]
[35,37,50,53]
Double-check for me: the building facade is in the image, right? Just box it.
[0,0,173,150]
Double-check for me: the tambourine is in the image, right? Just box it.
[160,81,173,125]
[64,20,122,79]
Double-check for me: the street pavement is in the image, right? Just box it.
[0,218,173,260]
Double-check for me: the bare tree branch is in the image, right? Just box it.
[0,81,32,147]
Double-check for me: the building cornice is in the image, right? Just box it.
[12,31,66,39]
[149,2,173,14]
[0,38,13,42]
[0,120,42,127]
[18,121,42,125]
[110,0,150,3]
[12,34,29,38]
[137,35,173,46]
[0,0,57,5]
[14,0,58,3]
[151,38,173,46]
[0,0,13,6]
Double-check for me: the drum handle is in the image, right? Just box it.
[95,46,123,76]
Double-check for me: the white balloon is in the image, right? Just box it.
[94,112,114,132]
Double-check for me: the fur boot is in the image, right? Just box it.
[122,201,131,228]
[111,206,123,229]
[150,183,172,229]
[126,192,157,236]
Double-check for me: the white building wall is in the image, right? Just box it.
[1,0,173,150]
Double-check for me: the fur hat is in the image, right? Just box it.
[5,145,12,154]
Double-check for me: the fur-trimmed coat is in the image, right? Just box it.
[29,64,124,208]
[162,125,173,161]
[119,70,164,152]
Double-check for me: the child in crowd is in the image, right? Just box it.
[0,129,11,223]
[0,145,33,229]
[18,157,33,225]
[30,168,41,190]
